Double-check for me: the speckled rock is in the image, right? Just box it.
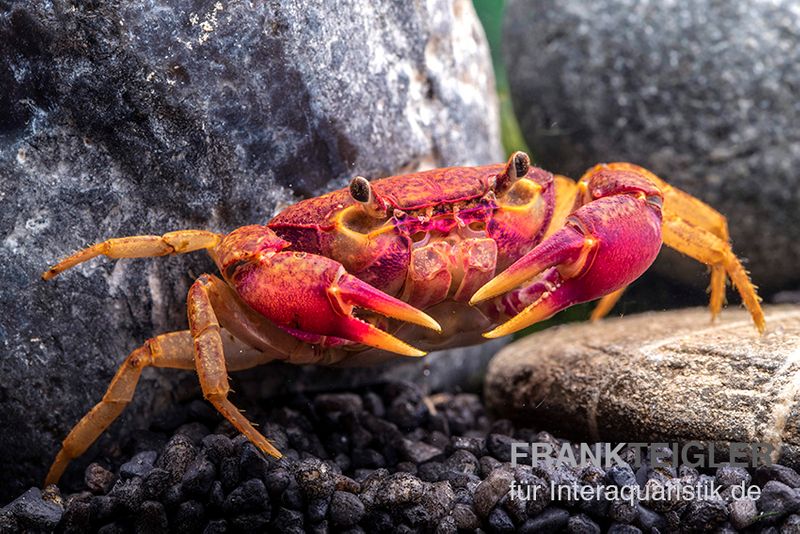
[486,306,800,466]
[0,0,501,501]
[503,0,800,292]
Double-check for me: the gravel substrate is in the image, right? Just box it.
[2,381,800,533]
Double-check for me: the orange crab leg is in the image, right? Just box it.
[42,230,222,280]
[44,328,266,485]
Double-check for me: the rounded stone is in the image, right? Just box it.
[485,306,800,467]
[503,0,800,292]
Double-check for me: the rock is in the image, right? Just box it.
[758,481,800,521]
[0,0,501,499]
[568,513,601,534]
[120,450,158,480]
[730,498,759,530]
[474,468,514,518]
[520,507,570,533]
[328,491,364,528]
[485,306,800,467]
[503,0,800,291]
[0,487,62,530]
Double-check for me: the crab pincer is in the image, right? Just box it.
[225,237,441,356]
[471,168,664,338]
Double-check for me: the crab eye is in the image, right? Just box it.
[349,176,372,203]
[512,151,530,179]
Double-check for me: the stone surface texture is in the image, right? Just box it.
[0,0,501,500]
[503,0,800,291]
[486,305,800,467]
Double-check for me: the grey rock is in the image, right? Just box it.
[474,467,514,518]
[0,487,62,530]
[503,0,800,291]
[568,513,601,534]
[520,507,570,533]
[120,450,157,480]
[0,0,501,500]
[730,498,759,530]
[328,491,364,528]
[759,481,800,521]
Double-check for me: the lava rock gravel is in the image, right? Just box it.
[2,381,800,532]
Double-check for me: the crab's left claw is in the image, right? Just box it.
[471,188,664,338]
[227,239,440,357]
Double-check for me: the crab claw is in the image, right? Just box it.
[472,191,663,338]
[231,250,440,357]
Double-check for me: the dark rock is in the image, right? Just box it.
[682,498,728,531]
[181,455,216,497]
[120,450,158,480]
[233,511,271,532]
[636,504,667,532]
[1,0,501,499]
[264,467,292,497]
[568,513,601,534]
[293,459,337,500]
[400,439,444,464]
[607,464,638,488]
[223,478,269,515]
[107,477,144,513]
[174,500,206,534]
[450,436,485,457]
[716,466,752,488]
[135,500,168,534]
[755,465,800,489]
[61,499,92,533]
[487,506,515,533]
[329,491,365,528]
[271,507,304,532]
[504,0,800,291]
[487,433,514,462]
[314,393,363,415]
[474,468,514,518]
[203,520,228,534]
[451,503,480,530]
[609,498,639,524]
[607,524,643,534]
[85,463,116,494]
[157,434,197,484]
[782,514,800,533]
[2,487,62,530]
[418,461,446,482]
[519,507,570,533]
[730,498,759,529]
[758,481,800,520]
[201,434,234,465]
[307,497,329,524]
[376,472,425,506]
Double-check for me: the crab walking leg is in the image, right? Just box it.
[42,229,223,280]
[590,287,627,321]
[187,276,283,460]
[589,163,733,318]
[44,330,264,485]
[662,217,765,333]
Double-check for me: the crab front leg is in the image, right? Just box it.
[218,226,441,357]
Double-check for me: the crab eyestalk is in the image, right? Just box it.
[494,151,531,195]
[350,176,387,218]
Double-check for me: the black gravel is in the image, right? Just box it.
[4,381,800,532]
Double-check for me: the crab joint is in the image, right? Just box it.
[494,151,531,194]
[349,176,387,218]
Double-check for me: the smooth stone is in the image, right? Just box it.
[503,0,800,291]
[486,306,800,466]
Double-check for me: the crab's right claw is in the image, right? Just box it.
[230,250,440,357]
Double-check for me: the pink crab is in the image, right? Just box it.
[41,152,764,484]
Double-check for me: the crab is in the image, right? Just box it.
[41,152,764,485]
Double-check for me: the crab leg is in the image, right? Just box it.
[188,276,283,460]
[42,230,222,280]
[586,163,733,319]
[44,329,265,485]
